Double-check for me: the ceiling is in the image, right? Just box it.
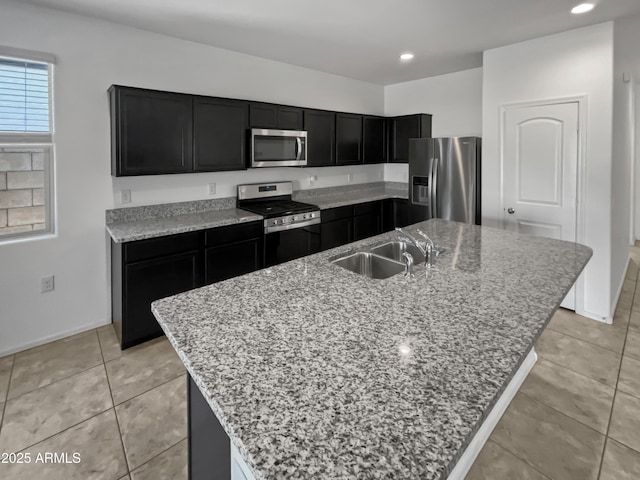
[19,0,640,85]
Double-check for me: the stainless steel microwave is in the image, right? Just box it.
[250,129,307,168]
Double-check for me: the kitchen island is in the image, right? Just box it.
[151,219,592,480]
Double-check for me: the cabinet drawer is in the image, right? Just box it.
[354,201,380,216]
[205,221,262,247]
[321,206,353,223]
[124,231,201,264]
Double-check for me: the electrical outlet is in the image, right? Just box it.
[207,183,216,195]
[41,275,55,293]
[308,175,317,184]
[347,173,353,183]
[120,189,131,204]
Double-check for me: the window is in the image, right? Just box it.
[0,53,55,241]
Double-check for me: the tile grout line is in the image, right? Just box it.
[98,326,133,477]
[535,354,618,390]
[545,322,628,355]
[128,436,187,478]
[5,329,103,402]
[596,258,638,479]
[0,355,16,437]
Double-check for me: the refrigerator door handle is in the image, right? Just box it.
[429,158,435,218]
[432,158,438,219]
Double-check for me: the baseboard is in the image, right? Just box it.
[446,348,538,480]
[0,319,110,357]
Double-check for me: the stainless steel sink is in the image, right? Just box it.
[332,252,405,279]
[370,241,425,264]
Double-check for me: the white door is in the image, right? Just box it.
[502,102,579,309]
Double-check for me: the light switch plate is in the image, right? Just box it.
[208,183,216,195]
[120,189,131,204]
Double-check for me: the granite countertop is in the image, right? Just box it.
[294,184,407,210]
[152,219,592,480]
[106,208,262,243]
[106,182,409,243]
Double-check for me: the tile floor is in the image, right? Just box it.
[0,247,639,479]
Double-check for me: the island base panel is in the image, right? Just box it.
[188,375,231,480]
[446,348,538,480]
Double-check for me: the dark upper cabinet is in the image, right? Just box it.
[336,113,363,165]
[304,109,336,167]
[249,103,303,130]
[388,114,432,163]
[193,97,248,172]
[363,116,386,164]
[278,106,304,130]
[110,86,193,176]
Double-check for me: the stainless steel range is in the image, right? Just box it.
[237,182,321,266]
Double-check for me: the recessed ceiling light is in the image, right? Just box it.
[571,3,594,14]
[400,52,414,61]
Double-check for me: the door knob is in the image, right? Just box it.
[507,208,515,214]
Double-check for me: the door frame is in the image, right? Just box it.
[499,95,588,313]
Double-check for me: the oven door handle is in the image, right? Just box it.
[265,217,321,234]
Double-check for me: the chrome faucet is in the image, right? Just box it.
[395,227,435,268]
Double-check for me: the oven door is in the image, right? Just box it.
[251,129,307,168]
[264,224,320,267]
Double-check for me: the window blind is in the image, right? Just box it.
[0,57,50,133]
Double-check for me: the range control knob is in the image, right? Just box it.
[308,212,314,218]
[292,216,297,222]
[302,214,307,219]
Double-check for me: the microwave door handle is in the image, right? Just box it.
[295,137,302,160]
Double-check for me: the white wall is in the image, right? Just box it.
[612,16,640,310]
[0,1,384,355]
[384,67,483,137]
[482,23,615,321]
[382,67,483,198]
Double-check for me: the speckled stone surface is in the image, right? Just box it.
[294,182,407,209]
[152,219,592,480]
[106,183,407,243]
[107,209,262,243]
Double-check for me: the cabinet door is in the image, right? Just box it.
[194,97,248,172]
[394,199,409,228]
[277,107,303,130]
[123,250,201,348]
[205,239,262,284]
[111,87,193,176]
[320,218,353,251]
[304,110,336,167]
[249,103,278,129]
[363,116,386,164]
[389,116,420,164]
[389,114,432,163]
[353,201,382,241]
[336,113,363,165]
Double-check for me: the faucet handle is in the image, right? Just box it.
[402,252,414,278]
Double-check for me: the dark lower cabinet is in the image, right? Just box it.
[112,231,203,349]
[382,198,409,231]
[320,206,354,251]
[112,221,262,349]
[188,375,230,480]
[353,201,382,241]
[320,201,388,250]
[205,222,262,284]
[193,97,248,172]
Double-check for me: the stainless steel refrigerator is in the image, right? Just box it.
[408,137,481,225]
